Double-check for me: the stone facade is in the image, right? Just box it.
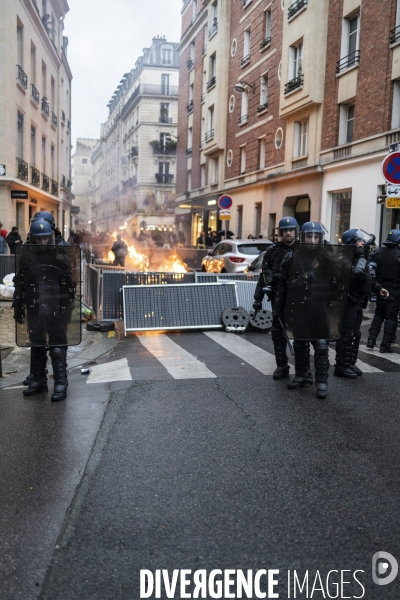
[0,0,73,241]
[71,138,98,230]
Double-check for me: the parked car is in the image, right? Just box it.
[201,240,272,273]
[244,251,266,274]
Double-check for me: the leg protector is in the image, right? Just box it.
[23,349,48,386]
[350,332,363,376]
[381,319,397,350]
[23,347,48,397]
[334,336,357,378]
[50,346,68,402]
[314,340,329,399]
[271,326,288,368]
[288,341,309,389]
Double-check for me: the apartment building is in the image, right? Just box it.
[0,0,73,240]
[176,0,232,244]
[320,0,400,245]
[71,138,98,230]
[90,36,179,233]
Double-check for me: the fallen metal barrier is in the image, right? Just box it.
[0,255,16,283]
[123,283,237,333]
[217,279,272,313]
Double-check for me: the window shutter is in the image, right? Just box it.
[293,122,300,158]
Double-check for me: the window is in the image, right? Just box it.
[275,127,283,149]
[260,74,268,108]
[189,42,195,62]
[264,9,271,41]
[17,22,23,67]
[339,104,355,144]
[31,125,36,166]
[201,164,206,187]
[51,76,55,108]
[293,120,308,158]
[289,42,303,80]
[82,158,88,164]
[240,146,246,174]
[42,136,46,172]
[240,90,248,125]
[243,29,251,59]
[187,170,192,191]
[209,53,216,78]
[189,83,194,104]
[211,1,218,22]
[51,144,55,178]
[31,43,36,84]
[160,132,171,146]
[229,95,235,113]
[338,14,359,71]
[192,0,198,18]
[188,127,193,150]
[330,191,352,244]
[162,48,172,65]
[42,0,47,15]
[160,103,169,123]
[231,39,237,57]
[259,138,266,169]
[161,74,170,94]
[42,61,47,95]
[227,149,233,167]
[207,106,214,133]
[17,112,24,158]
[392,81,400,129]
[210,157,219,184]
[255,203,262,237]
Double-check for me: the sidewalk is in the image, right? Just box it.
[0,320,120,389]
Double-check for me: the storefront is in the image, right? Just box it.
[185,196,222,246]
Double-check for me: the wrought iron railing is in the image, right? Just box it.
[201,93,205,103]
[17,158,28,181]
[186,147,193,155]
[187,102,194,114]
[51,112,58,127]
[31,83,39,105]
[205,129,214,141]
[186,59,195,71]
[288,0,307,19]
[390,24,400,44]
[16,65,28,90]
[208,20,218,39]
[260,37,271,50]
[207,76,216,91]
[202,45,207,56]
[51,179,58,196]
[42,173,50,192]
[238,114,248,125]
[284,74,304,95]
[336,50,360,74]
[257,103,268,113]
[155,173,174,184]
[31,166,40,187]
[41,98,49,116]
[61,174,66,188]
[61,110,66,122]
[241,54,251,67]
[151,143,176,155]
[159,116,173,123]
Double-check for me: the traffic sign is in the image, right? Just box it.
[218,194,233,210]
[386,184,400,198]
[382,152,400,184]
[219,209,231,220]
[386,198,400,208]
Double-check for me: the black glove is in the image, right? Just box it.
[253,300,263,311]
[263,287,273,301]
[13,303,25,324]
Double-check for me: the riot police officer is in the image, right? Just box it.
[334,229,386,377]
[13,219,75,401]
[367,229,400,353]
[274,222,340,399]
[253,216,298,379]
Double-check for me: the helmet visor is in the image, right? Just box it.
[31,232,55,245]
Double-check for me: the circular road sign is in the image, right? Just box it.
[218,194,233,210]
[382,152,400,184]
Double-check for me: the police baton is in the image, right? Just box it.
[278,316,294,356]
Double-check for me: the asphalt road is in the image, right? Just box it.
[2,325,400,599]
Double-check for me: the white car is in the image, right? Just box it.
[201,240,272,273]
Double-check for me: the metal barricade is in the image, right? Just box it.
[0,255,16,284]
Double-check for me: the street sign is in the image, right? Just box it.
[11,190,28,199]
[218,194,233,210]
[219,209,231,220]
[382,152,400,184]
[386,198,400,208]
[386,184,400,198]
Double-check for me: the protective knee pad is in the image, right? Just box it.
[50,347,64,360]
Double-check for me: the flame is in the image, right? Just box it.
[105,236,187,273]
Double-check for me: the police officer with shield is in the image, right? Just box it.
[253,216,298,380]
[13,219,80,401]
[274,222,353,399]
[367,229,400,353]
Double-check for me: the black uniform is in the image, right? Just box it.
[254,242,293,377]
[368,245,400,351]
[335,247,376,376]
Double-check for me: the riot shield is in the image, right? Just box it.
[283,243,354,341]
[14,245,81,348]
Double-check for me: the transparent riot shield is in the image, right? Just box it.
[14,245,81,347]
[283,243,354,341]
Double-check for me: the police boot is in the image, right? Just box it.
[288,342,308,389]
[380,321,396,353]
[50,347,68,402]
[314,340,329,399]
[23,348,48,397]
[350,333,363,376]
[305,342,313,384]
[334,337,357,378]
[366,337,376,349]
[23,349,48,385]
[271,328,289,380]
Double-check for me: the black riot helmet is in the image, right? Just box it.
[342,228,375,246]
[32,211,56,231]
[29,219,55,244]
[383,229,400,246]
[300,221,324,244]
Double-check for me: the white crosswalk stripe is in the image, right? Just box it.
[326,346,383,374]
[137,333,216,379]
[361,346,400,365]
[204,331,277,375]
[87,358,132,383]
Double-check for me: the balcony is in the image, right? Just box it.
[238,114,248,125]
[257,103,268,113]
[199,140,204,150]
[51,112,58,127]
[151,141,177,155]
[241,54,251,68]
[186,59,195,71]
[336,50,360,74]
[186,147,193,155]
[181,6,206,39]
[17,158,28,182]
[284,74,304,95]
[260,37,271,50]
[208,20,218,40]
[202,45,207,57]
[31,166,40,187]
[30,84,39,105]
[128,146,138,158]
[51,179,58,196]
[159,116,173,124]
[16,65,28,90]
[390,24,400,45]
[41,98,49,117]
[205,129,214,142]
[155,173,174,184]
[187,101,194,114]
[201,93,205,103]
[207,76,216,91]
[288,0,307,20]
[42,173,50,192]
[61,110,66,123]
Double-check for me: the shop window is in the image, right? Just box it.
[330,191,351,243]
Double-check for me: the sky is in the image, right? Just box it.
[64,0,182,149]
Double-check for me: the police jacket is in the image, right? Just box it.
[254,242,293,302]
[347,246,379,307]
[369,245,400,289]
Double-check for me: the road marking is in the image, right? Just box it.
[86,358,132,383]
[204,331,277,375]
[309,346,384,374]
[3,385,26,390]
[362,347,400,366]
[137,334,216,379]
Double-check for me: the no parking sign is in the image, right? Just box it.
[218,195,233,220]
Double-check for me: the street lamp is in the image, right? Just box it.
[234,80,255,94]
